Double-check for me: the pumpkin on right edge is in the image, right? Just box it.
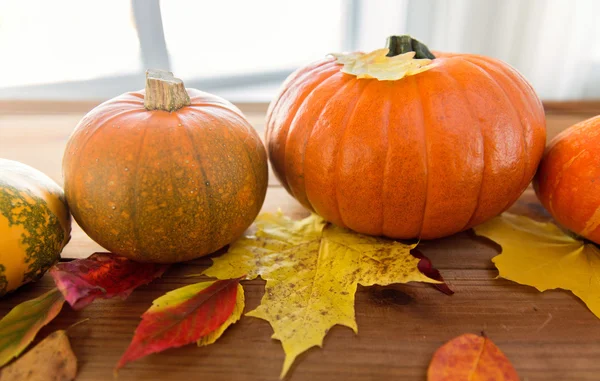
[266,35,546,239]
[534,115,600,244]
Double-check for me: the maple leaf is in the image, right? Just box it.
[49,253,169,310]
[116,278,243,370]
[0,288,65,367]
[203,212,437,378]
[330,48,433,80]
[473,213,600,318]
[0,330,77,381]
[427,333,519,381]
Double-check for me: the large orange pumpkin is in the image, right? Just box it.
[266,35,546,239]
[63,70,268,263]
[534,115,600,244]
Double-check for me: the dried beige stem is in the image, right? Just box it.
[144,69,191,112]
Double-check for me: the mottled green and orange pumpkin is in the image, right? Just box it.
[266,35,546,239]
[63,70,268,263]
[535,115,600,244]
[0,159,71,295]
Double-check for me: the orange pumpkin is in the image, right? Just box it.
[63,70,268,263]
[534,115,600,244]
[266,35,546,239]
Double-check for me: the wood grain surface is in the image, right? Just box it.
[1,101,600,380]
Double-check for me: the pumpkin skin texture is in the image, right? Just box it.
[0,159,71,295]
[266,51,546,239]
[534,115,600,244]
[63,83,268,263]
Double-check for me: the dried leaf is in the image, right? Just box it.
[117,278,243,370]
[204,212,437,377]
[50,253,168,310]
[330,48,433,80]
[473,213,600,318]
[428,333,519,381]
[0,330,77,381]
[0,288,64,367]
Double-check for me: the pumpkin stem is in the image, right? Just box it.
[386,35,435,59]
[144,69,191,112]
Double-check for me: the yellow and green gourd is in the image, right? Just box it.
[0,159,71,295]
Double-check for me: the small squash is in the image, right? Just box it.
[266,35,546,239]
[0,159,71,295]
[534,115,600,244]
[63,70,268,263]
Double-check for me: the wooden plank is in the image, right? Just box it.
[3,98,598,116]
[0,100,269,115]
[543,100,600,116]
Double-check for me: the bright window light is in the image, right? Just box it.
[0,0,141,88]
[160,0,344,78]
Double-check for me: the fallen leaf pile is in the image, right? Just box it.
[428,333,519,381]
[117,278,244,370]
[0,253,169,374]
[1,216,511,381]
[474,213,600,318]
[204,212,438,377]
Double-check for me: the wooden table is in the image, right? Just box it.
[1,101,600,380]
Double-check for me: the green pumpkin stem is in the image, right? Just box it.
[385,35,435,59]
[144,69,191,112]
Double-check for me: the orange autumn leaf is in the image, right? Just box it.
[427,333,519,381]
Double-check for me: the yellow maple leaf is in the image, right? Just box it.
[204,212,437,378]
[330,48,433,81]
[473,213,600,318]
